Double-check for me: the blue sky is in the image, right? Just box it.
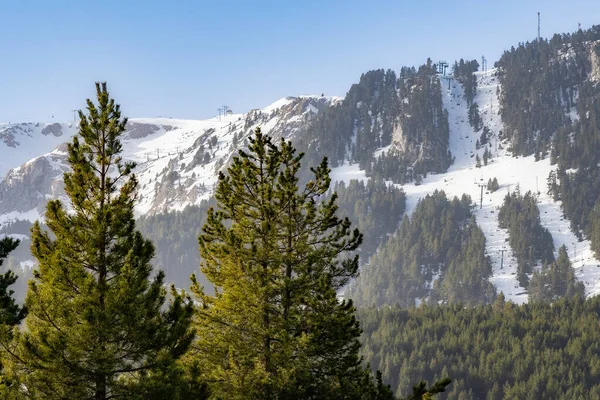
[1,0,598,122]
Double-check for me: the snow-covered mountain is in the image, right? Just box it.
[0,95,339,224]
[0,122,78,177]
[331,69,600,303]
[1,70,599,305]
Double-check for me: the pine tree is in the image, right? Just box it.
[0,235,26,384]
[0,236,25,328]
[190,128,388,398]
[5,83,196,400]
[529,245,585,302]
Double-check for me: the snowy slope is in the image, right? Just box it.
[3,75,599,303]
[0,95,339,224]
[330,70,600,302]
[0,122,78,177]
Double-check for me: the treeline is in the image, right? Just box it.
[498,190,555,287]
[453,59,479,105]
[529,244,585,302]
[299,59,451,184]
[549,75,600,257]
[348,190,496,308]
[496,25,600,156]
[299,68,399,169]
[358,296,600,399]
[332,179,406,260]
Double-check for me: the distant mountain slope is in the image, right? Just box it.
[2,27,600,306]
[343,69,600,304]
[0,95,338,224]
[0,122,78,176]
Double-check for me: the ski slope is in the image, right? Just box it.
[330,69,600,302]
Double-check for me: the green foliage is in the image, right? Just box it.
[349,191,496,308]
[366,62,451,184]
[498,190,555,287]
[467,103,482,132]
[358,297,600,399]
[137,201,215,291]
[5,83,196,399]
[300,68,399,169]
[0,234,25,383]
[453,59,479,106]
[300,60,451,185]
[482,147,491,166]
[332,179,406,260]
[549,78,600,254]
[0,237,25,327]
[497,25,600,156]
[486,177,499,192]
[400,378,452,400]
[529,244,585,302]
[191,128,388,399]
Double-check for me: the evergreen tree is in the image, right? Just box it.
[0,234,26,385]
[0,236,25,328]
[487,177,499,192]
[482,147,491,166]
[5,83,196,400]
[190,129,391,399]
[529,244,585,302]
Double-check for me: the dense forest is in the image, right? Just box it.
[137,200,214,289]
[549,74,600,256]
[349,191,496,308]
[331,179,405,258]
[497,190,555,287]
[358,296,600,399]
[496,25,600,157]
[529,244,585,302]
[298,59,451,184]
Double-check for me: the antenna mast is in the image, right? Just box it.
[537,12,541,40]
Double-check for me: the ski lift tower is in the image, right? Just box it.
[475,177,486,209]
[437,61,449,76]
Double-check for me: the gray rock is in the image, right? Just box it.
[41,123,63,137]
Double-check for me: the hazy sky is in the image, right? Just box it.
[1,0,598,122]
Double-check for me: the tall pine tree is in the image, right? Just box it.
[5,83,196,400]
[190,129,389,399]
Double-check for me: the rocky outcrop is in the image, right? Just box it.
[126,122,161,139]
[591,41,600,82]
[41,123,63,137]
[0,152,68,214]
[0,124,33,148]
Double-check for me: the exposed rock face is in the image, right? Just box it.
[41,123,63,137]
[591,41,600,82]
[0,124,33,148]
[126,122,161,139]
[0,96,339,219]
[0,152,68,215]
[391,122,406,152]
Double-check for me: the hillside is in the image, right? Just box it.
[1,27,600,307]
